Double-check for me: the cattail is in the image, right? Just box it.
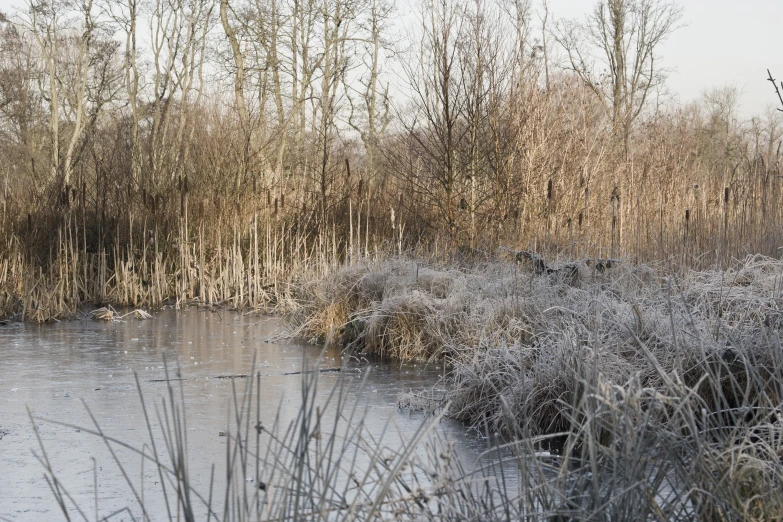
[578,211,583,229]
[358,178,364,199]
[724,187,730,205]
[685,209,690,222]
[547,179,553,200]
[180,178,186,215]
[184,176,189,195]
[281,192,285,209]
[274,197,278,216]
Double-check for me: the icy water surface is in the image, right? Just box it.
[0,309,486,521]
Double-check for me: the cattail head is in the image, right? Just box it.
[547,179,553,200]
[724,187,730,205]
[578,211,583,228]
[274,197,278,216]
[358,179,364,199]
[281,192,285,209]
[685,209,690,222]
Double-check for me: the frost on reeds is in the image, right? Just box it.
[284,254,783,518]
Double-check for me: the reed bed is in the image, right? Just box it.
[0,213,359,322]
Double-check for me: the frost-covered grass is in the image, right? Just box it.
[283,254,783,519]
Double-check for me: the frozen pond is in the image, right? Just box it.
[0,309,489,521]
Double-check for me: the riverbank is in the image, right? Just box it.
[285,254,783,519]
[10,253,783,519]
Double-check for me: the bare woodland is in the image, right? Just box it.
[0,0,781,318]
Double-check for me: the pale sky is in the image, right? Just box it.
[1,0,780,119]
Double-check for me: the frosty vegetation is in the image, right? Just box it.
[283,254,783,518]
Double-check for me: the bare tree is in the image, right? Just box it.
[401,0,468,249]
[347,0,392,185]
[147,0,212,189]
[26,0,107,205]
[553,0,682,160]
[103,0,142,187]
